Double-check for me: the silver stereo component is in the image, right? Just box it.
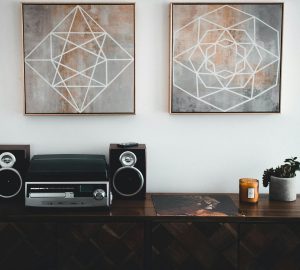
[25,154,111,208]
[25,181,112,208]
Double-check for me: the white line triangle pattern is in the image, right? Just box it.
[173,5,281,112]
[25,5,134,113]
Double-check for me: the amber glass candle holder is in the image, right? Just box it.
[239,178,259,203]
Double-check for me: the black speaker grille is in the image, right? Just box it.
[0,169,22,197]
[113,167,143,196]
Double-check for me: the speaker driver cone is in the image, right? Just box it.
[0,168,23,198]
[113,167,144,197]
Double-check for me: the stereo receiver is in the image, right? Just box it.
[25,154,112,208]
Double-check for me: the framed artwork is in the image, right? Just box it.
[170,3,283,113]
[22,3,135,115]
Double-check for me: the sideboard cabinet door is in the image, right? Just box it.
[239,223,300,270]
[152,222,238,270]
[57,223,144,270]
[0,222,57,270]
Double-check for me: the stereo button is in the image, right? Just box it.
[93,189,106,200]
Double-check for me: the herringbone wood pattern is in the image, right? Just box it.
[240,223,300,270]
[152,222,238,270]
[0,222,57,270]
[3,222,300,270]
[57,223,144,270]
[0,222,144,270]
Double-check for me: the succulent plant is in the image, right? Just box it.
[262,157,300,187]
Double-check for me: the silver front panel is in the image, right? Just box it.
[25,181,111,208]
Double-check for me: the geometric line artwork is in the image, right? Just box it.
[23,4,135,114]
[171,4,283,113]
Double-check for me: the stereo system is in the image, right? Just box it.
[0,145,30,201]
[25,154,111,208]
[0,143,147,207]
[109,144,146,199]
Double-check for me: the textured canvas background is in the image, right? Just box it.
[172,4,283,113]
[23,4,134,114]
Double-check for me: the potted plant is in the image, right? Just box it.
[262,157,300,201]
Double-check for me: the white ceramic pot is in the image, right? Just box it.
[269,176,296,202]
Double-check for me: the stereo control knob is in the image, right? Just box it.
[93,189,106,200]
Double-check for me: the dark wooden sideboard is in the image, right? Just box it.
[1,194,300,270]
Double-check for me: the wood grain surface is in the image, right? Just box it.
[1,194,300,222]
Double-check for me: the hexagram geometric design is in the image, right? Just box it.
[24,5,134,114]
[173,5,281,112]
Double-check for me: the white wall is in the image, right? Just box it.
[0,0,299,193]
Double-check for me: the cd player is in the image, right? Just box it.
[25,154,112,208]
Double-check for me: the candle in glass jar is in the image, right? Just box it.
[239,178,259,203]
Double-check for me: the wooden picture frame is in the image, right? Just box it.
[170,3,284,114]
[22,3,135,115]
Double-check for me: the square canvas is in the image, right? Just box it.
[170,3,283,113]
[22,3,135,115]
